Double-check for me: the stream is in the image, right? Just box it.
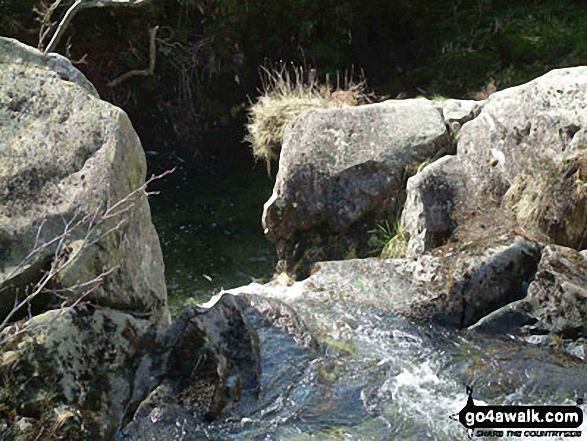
[144,152,587,441]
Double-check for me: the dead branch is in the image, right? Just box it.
[44,0,150,54]
[35,0,64,50]
[0,167,175,334]
[107,26,159,87]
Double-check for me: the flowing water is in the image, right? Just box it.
[144,153,587,441]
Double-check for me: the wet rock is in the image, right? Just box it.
[478,245,587,343]
[118,294,318,440]
[472,245,587,345]
[263,99,452,278]
[402,67,587,254]
[231,235,541,330]
[0,37,169,326]
[417,235,542,327]
[119,294,263,437]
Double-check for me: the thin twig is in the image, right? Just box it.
[107,26,159,87]
[44,0,150,53]
[0,168,175,333]
[103,167,175,218]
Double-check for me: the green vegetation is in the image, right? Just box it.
[504,151,587,250]
[368,220,409,259]
[246,65,369,169]
[380,223,409,259]
[1,0,586,154]
[368,220,395,256]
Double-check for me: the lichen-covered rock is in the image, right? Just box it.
[118,295,275,439]
[0,37,169,326]
[0,295,264,440]
[263,99,452,278]
[473,245,587,343]
[525,245,587,340]
[416,235,542,327]
[117,292,321,440]
[402,67,587,255]
[0,306,154,440]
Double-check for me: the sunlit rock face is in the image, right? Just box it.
[0,37,169,326]
[402,67,587,256]
[0,306,154,440]
[263,98,453,278]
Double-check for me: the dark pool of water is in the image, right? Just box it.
[146,150,277,317]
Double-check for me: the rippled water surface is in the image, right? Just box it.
[146,151,277,317]
[144,152,586,441]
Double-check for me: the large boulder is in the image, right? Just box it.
[472,245,587,354]
[0,295,263,440]
[401,67,587,256]
[0,306,154,440]
[262,99,453,278]
[229,234,541,330]
[118,294,310,440]
[525,245,587,341]
[0,37,170,326]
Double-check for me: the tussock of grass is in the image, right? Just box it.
[246,65,371,171]
[380,223,409,259]
[368,220,409,259]
[504,152,587,250]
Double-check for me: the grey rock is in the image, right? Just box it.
[123,294,262,431]
[458,66,587,201]
[0,37,169,326]
[404,235,542,327]
[525,245,587,339]
[229,235,541,330]
[119,293,313,440]
[1,294,265,440]
[431,98,484,132]
[401,156,465,255]
[0,37,98,96]
[468,299,534,335]
[402,67,587,254]
[263,99,452,278]
[469,245,587,346]
[0,306,154,440]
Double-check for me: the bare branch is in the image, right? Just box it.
[103,166,175,219]
[0,168,175,333]
[44,0,151,54]
[107,26,160,87]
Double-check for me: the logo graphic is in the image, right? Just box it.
[451,386,584,438]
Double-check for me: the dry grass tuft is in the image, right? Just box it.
[246,65,372,171]
[380,223,409,259]
[504,151,587,250]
